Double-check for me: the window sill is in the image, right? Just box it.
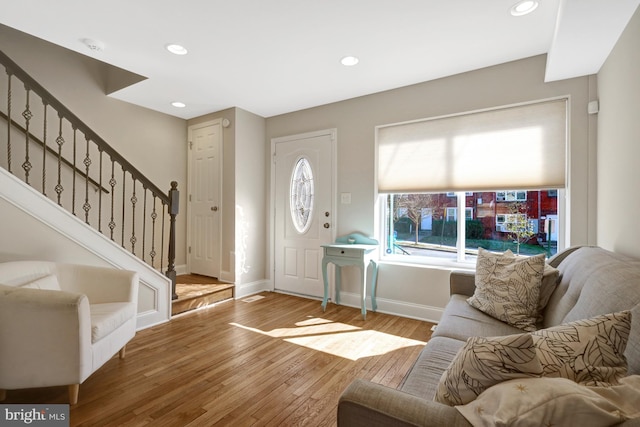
[378,255,476,272]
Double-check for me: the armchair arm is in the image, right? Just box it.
[338,379,471,427]
[0,285,93,389]
[56,264,138,304]
[449,270,476,297]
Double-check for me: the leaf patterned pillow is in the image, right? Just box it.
[434,333,543,406]
[435,311,631,407]
[531,310,630,386]
[468,248,546,331]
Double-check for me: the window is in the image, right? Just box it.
[446,207,457,222]
[383,190,559,261]
[496,191,527,202]
[290,157,314,233]
[377,99,567,263]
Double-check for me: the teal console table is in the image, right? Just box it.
[321,233,379,320]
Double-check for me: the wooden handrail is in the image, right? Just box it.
[0,110,109,193]
[0,50,169,205]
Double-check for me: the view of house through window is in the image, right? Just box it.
[383,190,559,262]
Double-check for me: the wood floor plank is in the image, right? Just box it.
[4,292,434,426]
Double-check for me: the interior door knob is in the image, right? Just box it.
[211,206,218,211]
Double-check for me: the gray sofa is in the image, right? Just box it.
[338,246,640,426]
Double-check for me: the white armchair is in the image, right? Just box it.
[0,261,138,404]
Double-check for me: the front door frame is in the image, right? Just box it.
[269,128,337,293]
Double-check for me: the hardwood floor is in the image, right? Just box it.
[4,292,434,426]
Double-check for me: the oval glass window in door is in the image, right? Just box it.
[290,157,314,233]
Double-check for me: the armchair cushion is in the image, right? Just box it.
[19,274,61,291]
[90,302,137,342]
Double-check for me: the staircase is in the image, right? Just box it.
[0,50,179,329]
[172,275,234,315]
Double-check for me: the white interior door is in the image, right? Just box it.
[188,121,221,277]
[273,130,335,298]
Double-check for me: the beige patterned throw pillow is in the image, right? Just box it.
[435,311,631,407]
[434,333,543,406]
[467,248,546,331]
[531,310,630,386]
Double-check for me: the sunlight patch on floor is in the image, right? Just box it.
[285,330,425,360]
[230,317,425,360]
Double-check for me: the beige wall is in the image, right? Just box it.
[596,7,640,258]
[0,25,189,268]
[266,55,595,317]
[234,108,267,286]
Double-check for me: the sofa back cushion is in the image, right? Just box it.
[543,247,640,375]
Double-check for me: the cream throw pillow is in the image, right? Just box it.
[468,248,546,331]
[434,333,543,406]
[456,376,640,427]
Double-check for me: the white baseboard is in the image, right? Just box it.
[329,291,443,323]
[235,279,271,299]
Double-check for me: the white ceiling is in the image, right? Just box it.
[1,0,638,119]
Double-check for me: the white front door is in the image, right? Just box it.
[273,129,336,298]
[188,120,221,277]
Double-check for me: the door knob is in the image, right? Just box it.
[211,206,218,212]
[324,223,330,228]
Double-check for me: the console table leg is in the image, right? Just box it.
[321,260,330,311]
[361,266,367,320]
[370,260,379,312]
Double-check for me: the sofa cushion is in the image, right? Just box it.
[456,376,640,426]
[18,274,61,291]
[90,302,137,343]
[434,333,542,406]
[433,295,524,341]
[399,336,465,401]
[468,248,546,331]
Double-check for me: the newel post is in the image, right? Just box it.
[166,181,179,300]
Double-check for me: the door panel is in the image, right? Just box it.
[189,122,221,277]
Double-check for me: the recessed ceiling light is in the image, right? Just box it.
[340,56,359,66]
[166,44,188,55]
[171,101,186,108]
[510,0,539,16]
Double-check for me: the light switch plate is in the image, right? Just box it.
[341,193,351,204]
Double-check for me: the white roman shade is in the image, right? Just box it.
[377,99,567,193]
